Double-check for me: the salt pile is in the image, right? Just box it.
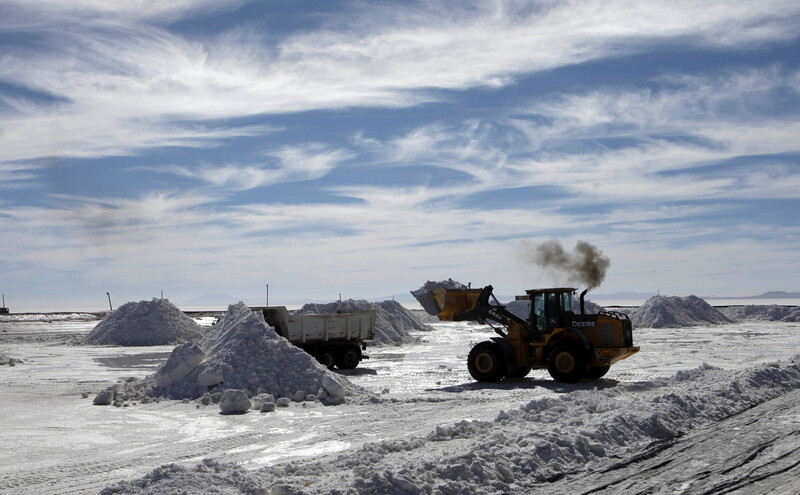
[101,302,362,407]
[0,353,22,366]
[576,296,604,314]
[100,358,800,494]
[0,312,99,322]
[297,299,429,345]
[83,299,203,346]
[720,305,800,322]
[629,295,731,328]
[505,299,530,320]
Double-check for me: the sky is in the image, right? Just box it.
[1,0,800,311]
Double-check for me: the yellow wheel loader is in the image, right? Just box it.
[413,285,639,383]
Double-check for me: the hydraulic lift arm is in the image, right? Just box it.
[453,285,527,337]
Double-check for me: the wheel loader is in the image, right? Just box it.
[413,285,639,383]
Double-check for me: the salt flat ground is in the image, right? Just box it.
[1,318,799,494]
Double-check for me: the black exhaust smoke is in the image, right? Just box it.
[521,239,610,292]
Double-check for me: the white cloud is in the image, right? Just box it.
[150,144,352,191]
[3,1,800,166]
[2,1,800,306]
[341,66,800,208]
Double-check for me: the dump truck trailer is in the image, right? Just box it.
[253,306,376,370]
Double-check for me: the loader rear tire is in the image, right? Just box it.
[336,345,361,370]
[315,347,336,370]
[585,365,610,380]
[547,345,586,383]
[468,341,506,382]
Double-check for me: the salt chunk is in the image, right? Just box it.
[93,389,114,406]
[321,375,345,401]
[154,342,206,388]
[219,389,251,414]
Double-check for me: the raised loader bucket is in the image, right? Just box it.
[411,287,483,321]
[411,289,445,316]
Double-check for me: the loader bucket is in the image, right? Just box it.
[412,287,483,321]
[411,289,445,316]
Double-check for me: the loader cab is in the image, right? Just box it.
[527,288,576,338]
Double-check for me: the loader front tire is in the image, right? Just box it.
[468,341,505,382]
[585,365,610,380]
[547,345,586,383]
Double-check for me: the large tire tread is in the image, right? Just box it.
[585,365,610,380]
[547,344,586,383]
[315,347,336,370]
[467,341,506,382]
[336,345,361,370]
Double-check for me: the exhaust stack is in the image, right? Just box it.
[580,289,588,315]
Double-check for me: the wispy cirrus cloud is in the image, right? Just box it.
[3,1,800,167]
[340,66,800,208]
[2,1,800,308]
[149,144,353,191]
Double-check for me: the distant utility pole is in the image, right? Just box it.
[339,292,342,302]
[106,292,113,311]
[266,284,269,307]
[161,290,164,300]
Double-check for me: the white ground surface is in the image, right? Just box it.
[1,318,800,493]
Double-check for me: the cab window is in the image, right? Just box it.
[560,292,573,313]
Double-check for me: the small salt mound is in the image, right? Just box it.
[575,297,605,314]
[297,299,429,345]
[720,305,800,323]
[505,299,530,320]
[630,295,731,328]
[82,299,203,346]
[112,302,362,406]
[0,353,22,366]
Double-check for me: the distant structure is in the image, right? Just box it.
[0,294,9,315]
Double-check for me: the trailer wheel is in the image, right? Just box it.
[467,341,505,382]
[315,348,336,370]
[585,365,610,380]
[547,345,586,383]
[336,345,361,370]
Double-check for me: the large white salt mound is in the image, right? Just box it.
[630,295,731,328]
[100,358,800,494]
[720,305,800,322]
[114,302,363,405]
[82,299,203,346]
[297,299,429,345]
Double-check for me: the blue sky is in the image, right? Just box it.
[1,0,800,311]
